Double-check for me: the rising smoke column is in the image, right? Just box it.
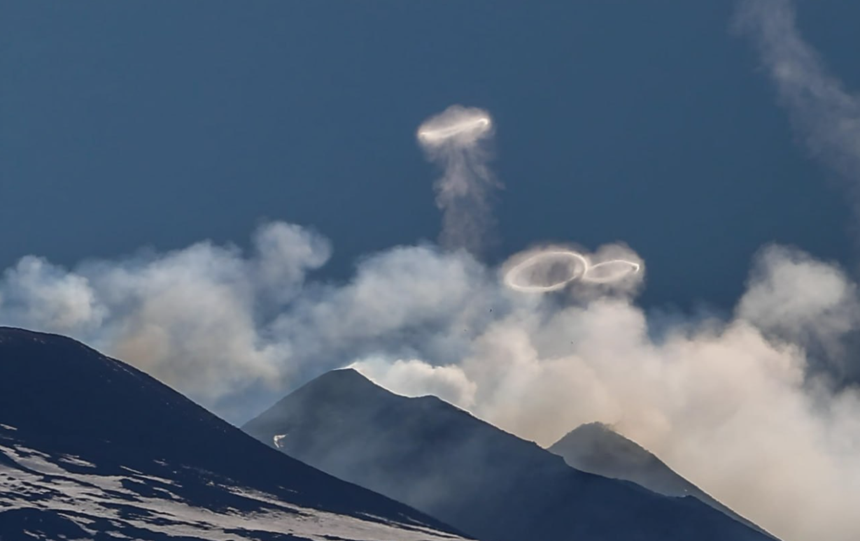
[417,106,498,255]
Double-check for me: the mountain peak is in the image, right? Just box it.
[0,326,101,358]
[243,367,481,459]
[275,367,401,413]
[307,367,382,392]
[549,423,771,537]
[552,422,660,471]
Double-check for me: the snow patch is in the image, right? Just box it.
[59,454,97,468]
[0,440,466,541]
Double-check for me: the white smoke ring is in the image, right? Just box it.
[417,109,493,148]
[581,259,642,284]
[503,250,589,292]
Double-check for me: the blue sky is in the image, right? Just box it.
[1,1,858,311]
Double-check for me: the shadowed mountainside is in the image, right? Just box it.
[0,327,466,541]
[548,422,770,536]
[244,368,777,541]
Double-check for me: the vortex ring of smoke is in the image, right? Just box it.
[581,259,642,284]
[503,250,589,292]
[417,114,492,146]
[503,250,641,292]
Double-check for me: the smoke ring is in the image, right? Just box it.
[417,111,492,147]
[582,259,642,284]
[503,250,589,292]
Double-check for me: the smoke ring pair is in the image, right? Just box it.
[504,250,641,292]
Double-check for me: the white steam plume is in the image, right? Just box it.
[417,105,498,255]
[737,0,860,204]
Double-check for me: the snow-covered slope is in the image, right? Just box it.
[0,328,467,541]
[244,369,777,541]
[0,429,464,541]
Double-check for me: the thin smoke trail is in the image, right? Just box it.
[737,0,860,209]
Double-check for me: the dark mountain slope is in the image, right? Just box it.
[243,368,777,541]
[549,422,769,535]
[0,327,466,541]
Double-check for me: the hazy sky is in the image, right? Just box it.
[2,1,859,312]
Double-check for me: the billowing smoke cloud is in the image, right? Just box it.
[417,105,498,255]
[0,222,331,418]
[3,223,858,539]
[737,0,860,203]
[0,257,106,334]
[349,245,860,541]
[738,245,860,379]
